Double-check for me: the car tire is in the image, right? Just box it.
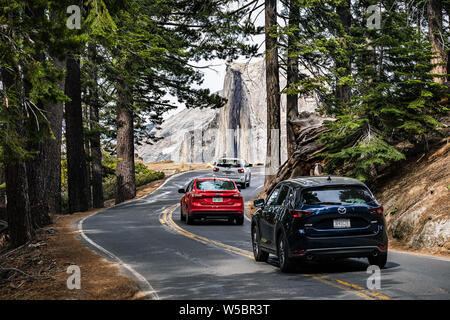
[277,234,295,273]
[186,211,193,225]
[180,208,186,221]
[240,182,246,189]
[236,215,244,225]
[252,225,269,262]
[368,252,387,268]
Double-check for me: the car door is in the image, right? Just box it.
[260,185,281,249]
[183,180,194,213]
[266,185,291,246]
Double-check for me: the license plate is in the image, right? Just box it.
[333,219,351,228]
[212,197,223,203]
[224,171,232,174]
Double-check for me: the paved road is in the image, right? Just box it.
[81,167,450,299]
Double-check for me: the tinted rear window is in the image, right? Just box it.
[299,186,374,205]
[196,180,236,190]
[216,159,241,168]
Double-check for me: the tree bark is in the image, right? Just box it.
[0,167,5,209]
[286,0,300,158]
[43,58,65,214]
[428,0,447,84]
[88,45,104,208]
[336,0,352,104]
[115,82,135,204]
[65,56,90,213]
[1,68,33,247]
[264,0,281,188]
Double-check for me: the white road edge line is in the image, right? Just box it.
[77,170,201,300]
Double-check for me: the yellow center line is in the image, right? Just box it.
[159,204,391,300]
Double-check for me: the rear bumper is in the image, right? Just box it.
[289,246,387,259]
[287,232,388,259]
[213,174,246,183]
[190,210,243,219]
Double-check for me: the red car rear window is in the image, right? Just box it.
[196,180,236,191]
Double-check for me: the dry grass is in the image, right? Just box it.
[145,161,211,176]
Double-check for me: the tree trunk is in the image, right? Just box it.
[1,68,33,247]
[26,141,51,228]
[115,82,135,204]
[286,0,300,158]
[6,162,33,247]
[263,113,330,194]
[65,56,90,213]
[0,167,5,209]
[264,0,281,188]
[43,58,65,214]
[336,0,352,104]
[428,0,447,84]
[88,45,104,208]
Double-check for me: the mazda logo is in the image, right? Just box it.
[338,207,346,214]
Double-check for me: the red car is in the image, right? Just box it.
[178,178,244,225]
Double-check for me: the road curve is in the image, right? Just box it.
[81,168,450,299]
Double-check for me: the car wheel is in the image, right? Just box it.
[368,252,387,269]
[277,234,295,273]
[240,182,246,189]
[186,210,193,225]
[236,215,244,225]
[246,176,251,187]
[180,206,186,221]
[252,225,269,262]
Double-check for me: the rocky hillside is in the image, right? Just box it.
[136,59,317,164]
[374,140,450,255]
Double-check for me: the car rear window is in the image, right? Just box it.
[196,180,236,190]
[216,159,241,168]
[299,186,375,205]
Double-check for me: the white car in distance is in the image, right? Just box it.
[212,158,252,189]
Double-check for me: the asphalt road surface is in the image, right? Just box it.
[81,167,450,300]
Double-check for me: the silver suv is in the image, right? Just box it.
[212,158,252,189]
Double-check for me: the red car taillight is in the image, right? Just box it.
[237,168,244,173]
[231,194,242,198]
[290,210,314,218]
[192,193,204,198]
[369,206,384,214]
[213,167,219,172]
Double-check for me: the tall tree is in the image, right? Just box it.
[265,0,281,188]
[65,56,91,212]
[428,0,447,83]
[87,45,104,208]
[286,0,300,158]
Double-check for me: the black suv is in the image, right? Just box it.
[251,176,388,272]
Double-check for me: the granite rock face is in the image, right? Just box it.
[137,59,318,164]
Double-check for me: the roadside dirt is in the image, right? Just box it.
[374,139,450,257]
[0,177,168,300]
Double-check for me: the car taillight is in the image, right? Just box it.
[291,210,314,218]
[232,194,242,198]
[237,168,244,173]
[369,206,384,214]
[213,167,219,172]
[192,193,204,198]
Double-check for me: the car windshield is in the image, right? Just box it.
[196,180,236,191]
[299,186,374,205]
[216,159,241,168]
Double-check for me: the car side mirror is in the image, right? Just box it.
[254,198,265,207]
[247,163,253,167]
[178,188,185,194]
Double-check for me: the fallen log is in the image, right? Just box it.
[264,112,331,194]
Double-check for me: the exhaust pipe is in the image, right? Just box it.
[373,250,378,257]
[306,254,314,261]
